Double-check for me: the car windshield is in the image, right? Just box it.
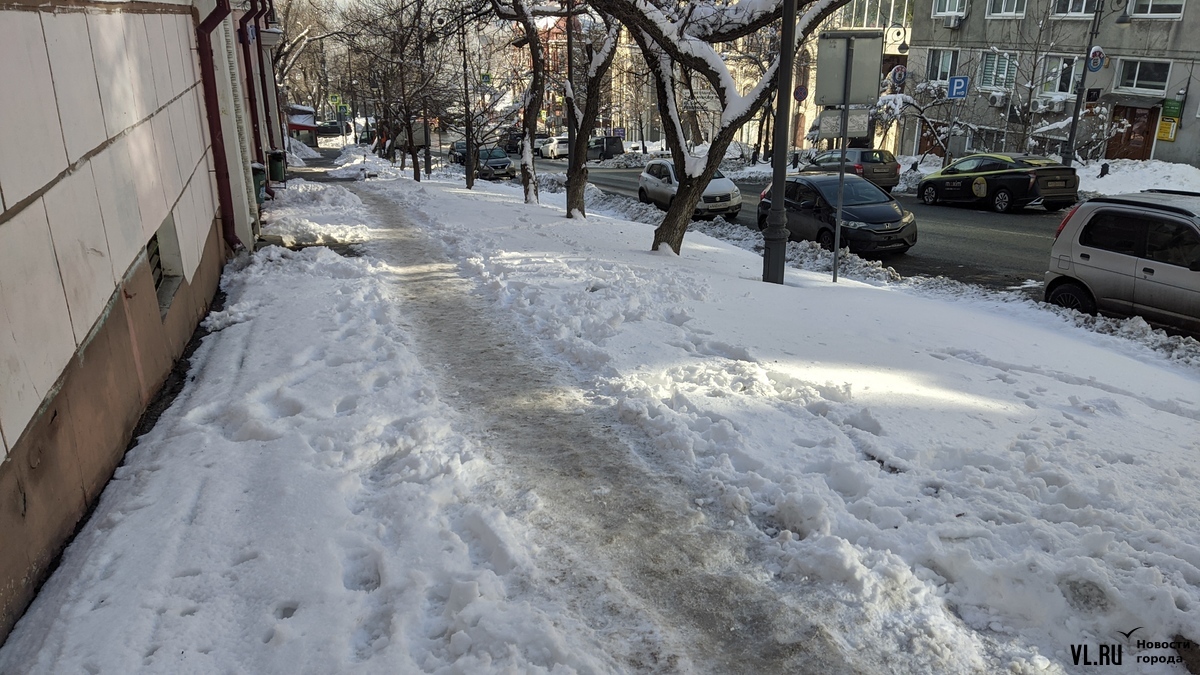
[479,148,507,159]
[814,180,890,206]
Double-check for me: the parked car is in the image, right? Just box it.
[801,148,901,192]
[637,159,741,219]
[449,140,467,164]
[316,121,348,137]
[541,136,570,159]
[918,153,1078,213]
[504,130,523,153]
[520,133,550,156]
[757,174,918,254]
[1044,189,1200,334]
[586,135,625,161]
[476,147,517,180]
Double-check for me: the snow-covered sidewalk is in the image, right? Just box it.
[2,170,1199,674]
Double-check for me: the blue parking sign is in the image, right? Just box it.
[947,76,969,99]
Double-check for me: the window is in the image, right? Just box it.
[1132,0,1184,15]
[980,52,1017,89]
[1118,60,1170,91]
[949,157,985,172]
[989,0,1026,15]
[1079,213,1146,255]
[1145,221,1200,266]
[927,49,959,82]
[1053,0,1097,13]
[934,0,966,15]
[1042,56,1078,94]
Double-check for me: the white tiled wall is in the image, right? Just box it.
[0,7,222,450]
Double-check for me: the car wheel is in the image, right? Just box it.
[638,188,650,204]
[1047,281,1096,314]
[757,214,767,230]
[921,184,938,205]
[729,209,740,220]
[884,186,894,194]
[992,188,1014,213]
[817,229,835,251]
[1044,201,1073,211]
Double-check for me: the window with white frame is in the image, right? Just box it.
[927,49,959,81]
[1052,0,1097,14]
[1131,0,1184,15]
[980,52,1018,89]
[934,0,966,15]
[989,0,1027,15]
[1118,59,1170,90]
[1041,55,1078,94]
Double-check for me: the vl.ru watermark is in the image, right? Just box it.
[1069,635,1196,667]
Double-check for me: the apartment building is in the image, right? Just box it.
[903,0,1200,164]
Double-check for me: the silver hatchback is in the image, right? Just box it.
[1044,190,1200,333]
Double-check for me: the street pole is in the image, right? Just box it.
[1061,1,1104,167]
[762,0,797,284]
[461,15,474,189]
[565,0,576,217]
[832,37,854,283]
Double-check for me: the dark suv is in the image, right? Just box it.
[586,136,625,161]
[802,148,901,192]
[1045,190,1200,333]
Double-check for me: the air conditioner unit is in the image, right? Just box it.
[942,15,962,29]
[988,92,1008,107]
[1029,99,1046,113]
[1050,99,1067,112]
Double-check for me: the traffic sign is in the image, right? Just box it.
[329,93,341,105]
[338,104,349,114]
[613,127,626,138]
[947,76,969,99]
[794,85,808,102]
[1087,46,1105,73]
[890,64,907,86]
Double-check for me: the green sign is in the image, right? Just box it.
[329,93,341,105]
[338,104,350,114]
[1163,99,1183,118]
[481,73,491,85]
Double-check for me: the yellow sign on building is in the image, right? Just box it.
[1157,117,1178,142]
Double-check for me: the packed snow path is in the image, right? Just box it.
[350,187,852,673]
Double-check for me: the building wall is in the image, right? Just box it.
[0,0,259,640]
[904,0,1200,164]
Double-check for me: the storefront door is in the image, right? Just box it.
[1105,105,1159,160]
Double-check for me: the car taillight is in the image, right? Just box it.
[895,163,901,173]
[1054,203,1082,241]
[854,164,864,175]
[1028,172,1037,190]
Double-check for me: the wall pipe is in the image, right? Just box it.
[254,0,277,150]
[197,0,244,251]
[238,0,265,163]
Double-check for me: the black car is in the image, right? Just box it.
[586,136,625,161]
[449,140,467,164]
[316,121,347,137]
[757,174,918,254]
[917,153,1079,213]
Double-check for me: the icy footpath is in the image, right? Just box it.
[375,175,1200,674]
[0,184,616,673]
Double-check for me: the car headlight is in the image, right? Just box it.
[841,220,869,229]
[901,211,915,223]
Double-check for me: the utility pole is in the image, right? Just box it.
[1061,1,1105,167]
[461,14,475,189]
[565,0,576,217]
[762,0,797,284]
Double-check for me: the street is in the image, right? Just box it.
[558,159,1062,291]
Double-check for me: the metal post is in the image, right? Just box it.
[461,15,474,189]
[565,0,576,217]
[833,37,854,283]
[1062,1,1104,167]
[763,0,797,284]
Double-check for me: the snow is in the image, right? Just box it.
[286,136,321,160]
[3,162,1200,673]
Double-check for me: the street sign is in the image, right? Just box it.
[613,127,626,138]
[890,64,907,87]
[947,76,969,99]
[481,73,491,85]
[817,109,870,138]
[338,104,349,114]
[815,30,885,106]
[794,85,808,102]
[329,93,341,105]
[1087,46,1105,73]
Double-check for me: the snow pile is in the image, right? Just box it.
[285,153,305,168]
[260,179,375,246]
[593,152,650,169]
[287,137,321,159]
[328,145,405,180]
[1077,158,1200,196]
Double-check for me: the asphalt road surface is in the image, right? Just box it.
[531,157,1063,293]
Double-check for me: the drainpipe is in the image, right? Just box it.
[197,0,244,251]
[238,0,265,163]
[255,0,276,150]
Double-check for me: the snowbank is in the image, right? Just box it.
[259,178,376,246]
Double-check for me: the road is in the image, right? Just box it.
[535,157,1062,292]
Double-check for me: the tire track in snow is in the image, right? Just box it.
[352,186,857,674]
